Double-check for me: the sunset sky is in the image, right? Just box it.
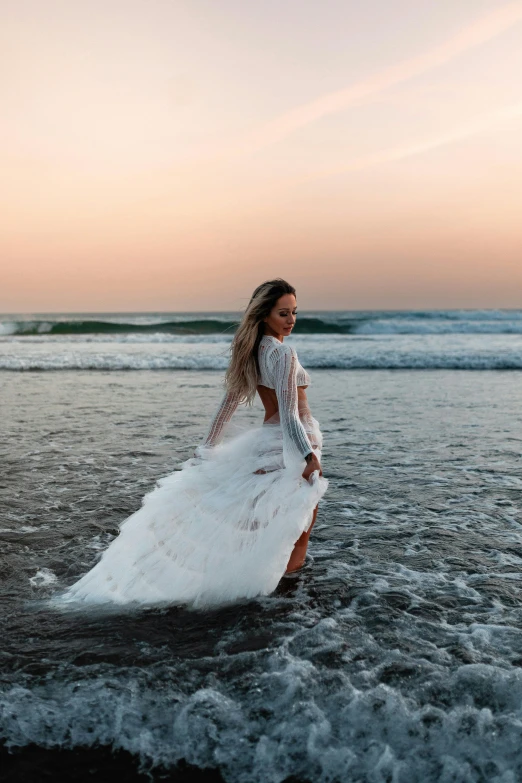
[2,0,522,312]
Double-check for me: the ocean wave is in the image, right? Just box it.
[0,333,234,345]
[0,354,229,371]
[2,352,522,371]
[355,319,522,335]
[0,318,240,337]
[2,310,522,337]
[2,656,522,782]
[0,316,353,337]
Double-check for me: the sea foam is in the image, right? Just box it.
[2,648,522,782]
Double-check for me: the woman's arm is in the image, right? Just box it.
[297,390,322,480]
[194,388,241,457]
[273,344,321,476]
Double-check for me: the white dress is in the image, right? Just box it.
[52,335,328,610]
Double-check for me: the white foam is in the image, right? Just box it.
[355,318,522,334]
[2,654,522,782]
[29,568,58,587]
[0,353,230,371]
[1,348,521,371]
[0,321,17,336]
[0,333,233,344]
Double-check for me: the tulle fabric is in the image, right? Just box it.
[51,413,328,610]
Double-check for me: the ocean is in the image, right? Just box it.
[2,310,522,371]
[2,310,522,782]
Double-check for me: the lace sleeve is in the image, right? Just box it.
[199,388,241,449]
[272,344,313,465]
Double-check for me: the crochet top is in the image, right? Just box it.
[199,335,313,462]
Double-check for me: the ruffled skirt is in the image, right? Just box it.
[51,414,328,610]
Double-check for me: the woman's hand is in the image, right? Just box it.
[302,451,322,482]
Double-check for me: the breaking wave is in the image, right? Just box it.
[2,310,522,337]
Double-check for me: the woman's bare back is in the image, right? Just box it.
[257,384,310,423]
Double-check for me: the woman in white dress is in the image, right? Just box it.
[52,279,328,610]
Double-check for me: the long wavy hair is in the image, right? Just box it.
[224,278,296,405]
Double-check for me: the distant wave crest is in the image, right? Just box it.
[2,310,522,337]
[0,318,239,337]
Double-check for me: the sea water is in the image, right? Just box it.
[1,311,522,782]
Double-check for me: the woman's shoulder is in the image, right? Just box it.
[261,336,297,359]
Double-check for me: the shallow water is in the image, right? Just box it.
[2,369,522,782]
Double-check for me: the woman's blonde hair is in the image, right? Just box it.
[224,278,296,404]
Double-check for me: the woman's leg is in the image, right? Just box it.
[285,504,318,573]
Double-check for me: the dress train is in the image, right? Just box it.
[52,413,328,610]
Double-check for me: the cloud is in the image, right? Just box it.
[238,1,522,155]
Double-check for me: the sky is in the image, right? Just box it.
[1,0,522,312]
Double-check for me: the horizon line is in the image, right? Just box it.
[2,307,522,316]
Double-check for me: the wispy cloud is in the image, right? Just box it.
[299,101,522,181]
[238,1,522,155]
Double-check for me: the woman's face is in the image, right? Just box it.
[263,293,297,340]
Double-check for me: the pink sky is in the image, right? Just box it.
[2,0,522,311]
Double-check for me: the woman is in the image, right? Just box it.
[52,279,328,610]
